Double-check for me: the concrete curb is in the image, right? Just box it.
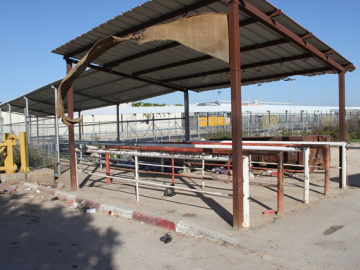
[2,181,239,246]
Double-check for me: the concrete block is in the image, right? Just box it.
[0,172,26,183]
[27,168,54,183]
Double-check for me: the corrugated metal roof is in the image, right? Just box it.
[1,0,355,117]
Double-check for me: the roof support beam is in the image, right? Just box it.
[133,55,212,77]
[71,59,185,92]
[237,0,345,73]
[190,67,332,90]
[7,104,49,115]
[104,42,180,69]
[161,53,312,83]
[64,0,221,59]
[135,38,290,77]
[74,92,119,106]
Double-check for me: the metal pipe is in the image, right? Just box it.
[303,147,310,204]
[341,144,347,188]
[135,155,139,203]
[52,85,61,175]
[277,151,284,214]
[116,104,120,141]
[184,90,190,140]
[243,156,250,228]
[8,104,12,134]
[324,145,330,195]
[78,170,232,197]
[78,111,82,140]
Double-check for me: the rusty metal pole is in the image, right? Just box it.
[338,72,345,188]
[228,0,244,229]
[277,152,284,214]
[324,145,330,195]
[67,60,77,190]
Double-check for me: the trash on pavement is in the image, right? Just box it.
[160,233,172,244]
[51,197,59,201]
[86,208,96,214]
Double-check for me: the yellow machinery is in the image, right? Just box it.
[0,132,29,174]
[199,116,230,127]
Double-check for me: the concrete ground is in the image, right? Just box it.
[1,143,359,269]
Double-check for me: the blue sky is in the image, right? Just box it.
[0,0,359,107]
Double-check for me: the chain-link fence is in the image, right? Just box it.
[1,110,359,173]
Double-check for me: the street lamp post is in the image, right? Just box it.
[257,83,262,102]
[284,78,296,105]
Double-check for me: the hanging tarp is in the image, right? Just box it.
[56,13,229,125]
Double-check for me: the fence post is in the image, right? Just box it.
[168,113,171,141]
[303,147,310,203]
[243,156,250,228]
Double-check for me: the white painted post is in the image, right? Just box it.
[303,147,310,204]
[341,144,347,188]
[243,156,250,228]
[202,160,205,189]
[135,155,139,203]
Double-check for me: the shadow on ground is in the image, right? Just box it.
[0,191,122,270]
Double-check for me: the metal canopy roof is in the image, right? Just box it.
[1,0,355,117]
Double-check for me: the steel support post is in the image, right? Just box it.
[53,87,61,175]
[66,60,77,190]
[228,0,244,229]
[116,104,120,141]
[277,151,284,214]
[36,117,39,144]
[184,90,190,141]
[338,72,346,188]
[324,145,330,195]
[78,111,81,140]
[8,104,12,134]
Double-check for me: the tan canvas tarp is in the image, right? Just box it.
[57,13,229,125]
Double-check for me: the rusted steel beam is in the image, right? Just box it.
[106,147,111,185]
[324,145,330,195]
[228,0,244,229]
[277,151,284,214]
[104,42,180,68]
[237,0,345,73]
[67,61,77,191]
[64,0,221,59]
[339,71,345,188]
